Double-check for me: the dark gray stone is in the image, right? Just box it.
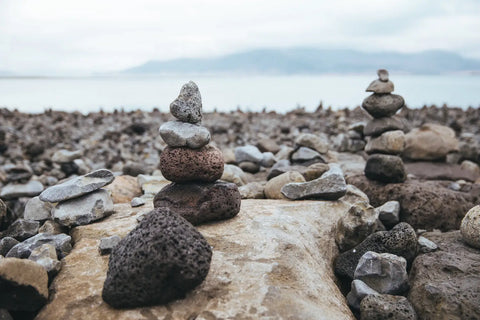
[2,219,40,241]
[334,222,417,280]
[360,294,417,320]
[0,238,19,257]
[159,121,210,149]
[365,154,406,183]
[102,207,212,308]
[363,116,409,137]
[6,233,72,259]
[39,169,115,203]
[375,200,400,228]
[154,181,241,225]
[28,244,62,280]
[169,81,202,124]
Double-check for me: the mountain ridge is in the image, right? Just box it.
[123,48,480,75]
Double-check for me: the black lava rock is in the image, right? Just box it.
[364,154,406,183]
[153,181,241,225]
[102,207,212,308]
[334,222,417,280]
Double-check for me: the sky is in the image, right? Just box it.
[1,0,480,75]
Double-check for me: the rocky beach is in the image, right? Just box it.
[1,77,480,319]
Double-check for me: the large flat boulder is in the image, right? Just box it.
[36,200,354,320]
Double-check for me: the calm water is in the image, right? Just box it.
[0,74,479,114]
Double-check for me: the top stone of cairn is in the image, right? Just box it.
[366,69,394,94]
[170,81,202,123]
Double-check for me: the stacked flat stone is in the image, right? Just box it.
[362,70,407,183]
[155,81,241,225]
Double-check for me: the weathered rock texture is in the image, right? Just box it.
[36,201,355,320]
[153,181,241,225]
[102,208,212,308]
[408,231,480,320]
[347,175,479,231]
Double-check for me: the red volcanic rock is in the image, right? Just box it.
[159,145,224,183]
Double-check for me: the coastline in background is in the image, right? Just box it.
[0,74,479,114]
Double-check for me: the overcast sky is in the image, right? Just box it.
[1,0,480,75]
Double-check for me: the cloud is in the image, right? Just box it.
[1,0,479,74]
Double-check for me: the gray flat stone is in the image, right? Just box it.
[99,235,121,255]
[24,196,53,221]
[366,79,394,94]
[170,81,202,123]
[159,121,210,149]
[281,163,347,200]
[130,197,145,208]
[234,145,263,164]
[346,279,378,310]
[0,180,44,200]
[6,233,72,259]
[52,149,83,163]
[52,189,114,227]
[39,169,114,203]
[2,219,40,241]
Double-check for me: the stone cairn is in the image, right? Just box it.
[362,69,407,183]
[154,81,241,225]
[102,82,241,308]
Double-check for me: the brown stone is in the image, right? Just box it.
[103,175,142,203]
[408,231,480,319]
[159,145,224,183]
[347,175,479,231]
[153,181,241,225]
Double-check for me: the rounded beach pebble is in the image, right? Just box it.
[460,205,480,248]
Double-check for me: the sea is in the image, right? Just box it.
[0,74,479,114]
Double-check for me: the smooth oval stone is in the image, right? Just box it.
[364,154,406,183]
[365,130,405,155]
[159,145,224,183]
[39,169,115,203]
[169,81,202,124]
[366,79,394,94]
[460,205,480,249]
[102,207,212,308]
[363,116,409,137]
[362,93,404,118]
[153,181,241,225]
[159,121,210,149]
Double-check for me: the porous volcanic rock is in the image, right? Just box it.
[360,294,417,320]
[408,231,480,320]
[153,181,241,225]
[347,175,479,231]
[335,222,417,280]
[102,207,212,308]
[169,81,202,124]
[159,145,224,183]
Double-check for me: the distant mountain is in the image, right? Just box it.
[123,48,480,75]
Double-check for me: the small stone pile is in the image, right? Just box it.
[38,169,115,227]
[362,69,407,183]
[154,81,241,225]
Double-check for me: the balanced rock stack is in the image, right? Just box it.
[154,81,241,225]
[362,69,407,183]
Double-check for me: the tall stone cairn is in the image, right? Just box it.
[154,81,241,225]
[362,70,407,183]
